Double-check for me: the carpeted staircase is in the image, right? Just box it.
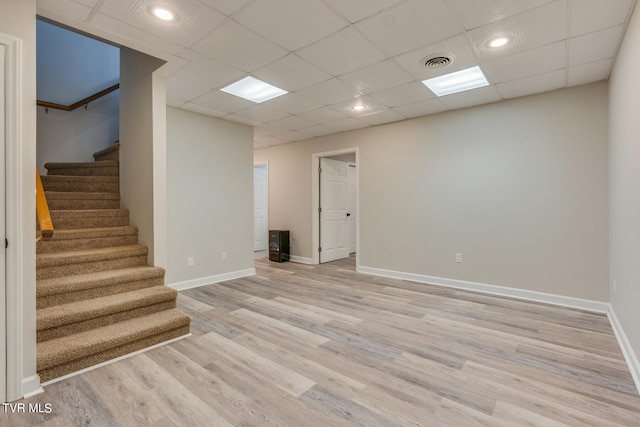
[36,142,190,382]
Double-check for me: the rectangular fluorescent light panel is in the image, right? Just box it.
[422,66,490,97]
[221,76,287,103]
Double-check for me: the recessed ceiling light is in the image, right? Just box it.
[488,36,509,48]
[422,66,490,97]
[149,5,177,22]
[352,104,366,111]
[221,76,288,103]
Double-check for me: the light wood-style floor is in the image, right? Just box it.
[4,255,640,426]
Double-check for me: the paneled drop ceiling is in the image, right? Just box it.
[37,0,637,148]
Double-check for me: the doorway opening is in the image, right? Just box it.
[311,148,358,266]
[253,162,268,255]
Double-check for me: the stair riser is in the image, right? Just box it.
[46,166,119,177]
[37,255,148,280]
[37,276,166,309]
[38,326,189,383]
[41,179,119,193]
[38,300,177,342]
[50,214,129,230]
[47,199,120,210]
[37,234,139,254]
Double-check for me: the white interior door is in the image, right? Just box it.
[0,44,6,403]
[320,158,349,263]
[253,164,268,252]
[347,163,356,254]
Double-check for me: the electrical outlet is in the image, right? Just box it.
[187,257,194,267]
[456,253,462,263]
[221,252,227,261]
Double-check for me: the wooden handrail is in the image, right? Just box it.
[37,83,120,112]
[36,167,54,241]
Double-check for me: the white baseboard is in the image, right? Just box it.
[608,306,640,394]
[169,268,256,291]
[289,255,312,265]
[22,375,44,399]
[357,265,610,314]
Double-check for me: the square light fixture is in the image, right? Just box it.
[220,76,287,103]
[422,66,490,97]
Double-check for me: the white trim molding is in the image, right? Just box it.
[289,255,313,265]
[608,306,640,394]
[169,268,256,291]
[357,265,610,314]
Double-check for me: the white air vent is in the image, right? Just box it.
[421,53,455,70]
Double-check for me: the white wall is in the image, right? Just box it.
[255,82,609,302]
[36,91,119,173]
[119,47,165,265]
[1,0,38,401]
[166,107,254,287]
[609,3,640,377]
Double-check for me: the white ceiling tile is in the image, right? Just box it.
[468,0,568,60]
[326,118,369,132]
[438,85,502,109]
[371,82,436,107]
[496,69,566,99]
[357,108,406,126]
[91,12,185,55]
[339,59,414,93]
[98,0,226,47]
[166,76,212,101]
[446,0,552,30]
[297,27,387,76]
[174,51,244,88]
[570,0,634,36]
[355,0,462,56]
[297,108,348,124]
[297,78,362,105]
[269,115,317,130]
[233,103,290,122]
[330,95,390,117]
[569,25,623,66]
[392,98,448,118]
[299,124,337,137]
[198,0,254,16]
[37,0,93,21]
[263,93,321,115]
[482,41,566,83]
[393,34,478,80]
[167,97,186,108]
[568,59,612,86]
[191,88,255,113]
[253,54,332,92]
[191,20,287,72]
[225,114,264,127]
[234,0,347,51]
[324,0,402,23]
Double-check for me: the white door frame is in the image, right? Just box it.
[311,148,359,266]
[253,161,268,252]
[1,32,31,402]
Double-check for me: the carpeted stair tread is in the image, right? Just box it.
[37,285,178,331]
[45,160,119,176]
[37,308,190,372]
[49,209,129,229]
[36,226,138,254]
[37,266,165,298]
[93,142,120,161]
[36,245,149,280]
[41,175,119,193]
[45,191,120,210]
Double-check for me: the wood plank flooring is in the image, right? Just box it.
[3,255,640,426]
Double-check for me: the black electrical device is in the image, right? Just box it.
[269,230,290,262]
